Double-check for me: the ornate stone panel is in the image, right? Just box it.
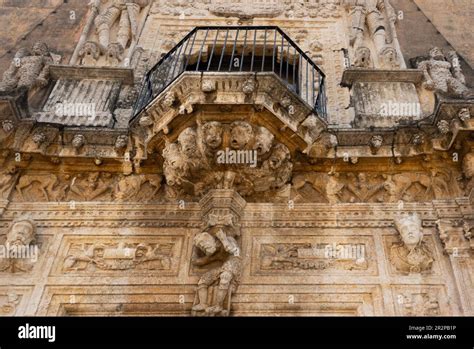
[52,235,184,276]
[250,234,377,276]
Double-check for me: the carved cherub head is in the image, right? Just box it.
[394,214,423,249]
[230,121,254,150]
[178,127,198,158]
[194,232,217,256]
[6,220,36,247]
[253,126,274,156]
[201,121,223,150]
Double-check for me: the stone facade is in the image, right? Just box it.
[0,0,473,317]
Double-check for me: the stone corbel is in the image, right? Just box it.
[436,219,471,256]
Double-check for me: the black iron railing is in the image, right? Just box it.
[133,26,327,121]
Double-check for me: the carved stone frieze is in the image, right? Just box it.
[292,170,460,204]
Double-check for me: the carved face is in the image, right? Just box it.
[72,135,85,149]
[93,246,105,259]
[82,42,100,59]
[201,122,223,150]
[230,122,253,150]
[463,153,474,179]
[381,47,399,68]
[354,47,371,68]
[106,43,124,62]
[6,221,35,247]
[458,108,471,122]
[115,135,128,150]
[162,92,175,108]
[194,232,217,256]
[86,173,100,188]
[32,42,49,57]
[163,143,186,170]
[254,127,274,156]
[178,128,197,158]
[395,215,423,248]
[429,47,445,61]
[135,245,148,259]
[268,144,290,170]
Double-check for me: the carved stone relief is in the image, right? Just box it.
[342,0,402,69]
[251,234,377,276]
[388,215,434,275]
[11,172,165,203]
[0,293,21,316]
[0,220,39,273]
[292,170,460,204]
[416,47,474,99]
[162,121,292,200]
[393,287,447,316]
[56,236,183,275]
[77,0,152,67]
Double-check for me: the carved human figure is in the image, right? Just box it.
[191,230,241,316]
[462,152,474,194]
[0,167,16,200]
[390,214,434,274]
[326,171,344,204]
[254,144,293,191]
[0,220,38,273]
[0,43,52,95]
[418,47,474,99]
[253,126,274,156]
[94,0,150,56]
[178,127,199,159]
[341,0,398,68]
[162,142,191,188]
[69,172,111,201]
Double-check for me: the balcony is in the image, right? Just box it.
[133,26,327,122]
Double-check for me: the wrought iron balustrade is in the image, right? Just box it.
[133,26,327,121]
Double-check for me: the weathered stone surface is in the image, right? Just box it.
[0,1,473,318]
